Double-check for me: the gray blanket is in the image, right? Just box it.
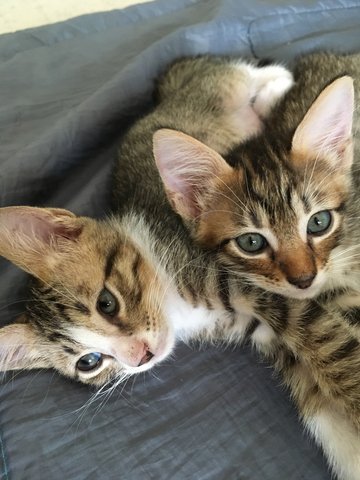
[1,0,360,478]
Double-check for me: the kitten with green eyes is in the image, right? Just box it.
[2,53,360,479]
[117,53,360,479]
[0,56,293,384]
[154,52,360,301]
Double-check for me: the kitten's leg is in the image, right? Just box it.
[241,63,294,118]
[155,57,294,155]
[305,406,360,480]
[213,61,294,151]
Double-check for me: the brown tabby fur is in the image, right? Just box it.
[167,53,360,303]
[151,53,360,479]
[1,53,360,478]
[0,57,293,384]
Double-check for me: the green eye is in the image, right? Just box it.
[307,210,332,235]
[236,233,268,254]
[76,352,103,372]
[97,288,119,316]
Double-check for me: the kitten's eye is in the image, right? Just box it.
[76,352,103,372]
[236,233,268,254]
[97,288,119,316]
[307,210,332,235]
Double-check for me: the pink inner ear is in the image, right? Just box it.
[153,129,232,220]
[0,207,82,279]
[155,144,190,197]
[155,141,201,217]
[311,100,352,155]
[3,208,82,244]
[292,76,354,160]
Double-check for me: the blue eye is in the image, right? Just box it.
[76,352,103,372]
[307,210,332,235]
[236,233,268,254]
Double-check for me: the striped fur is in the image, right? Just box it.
[1,53,360,478]
[154,55,359,302]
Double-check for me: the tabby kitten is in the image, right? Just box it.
[1,53,360,478]
[151,52,360,479]
[154,52,360,301]
[0,56,293,385]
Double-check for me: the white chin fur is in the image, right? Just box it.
[282,284,323,300]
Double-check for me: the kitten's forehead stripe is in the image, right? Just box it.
[131,252,141,279]
[335,202,346,213]
[131,253,143,301]
[249,210,262,229]
[112,267,142,310]
[245,177,269,209]
[104,246,118,279]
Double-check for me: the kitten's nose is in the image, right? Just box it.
[138,350,154,366]
[287,274,315,289]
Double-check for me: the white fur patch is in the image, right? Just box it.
[251,322,277,346]
[233,62,294,117]
[69,327,113,355]
[164,291,221,341]
[306,409,360,480]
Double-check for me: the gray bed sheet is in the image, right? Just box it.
[1,0,360,478]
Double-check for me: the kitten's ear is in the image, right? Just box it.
[153,129,232,220]
[0,206,83,280]
[0,323,48,371]
[291,76,354,169]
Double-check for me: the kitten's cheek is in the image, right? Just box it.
[154,328,176,362]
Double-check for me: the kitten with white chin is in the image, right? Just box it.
[0,56,293,386]
[0,207,176,386]
[2,53,360,479]
[153,54,359,301]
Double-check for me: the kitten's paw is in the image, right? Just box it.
[252,65,294,117]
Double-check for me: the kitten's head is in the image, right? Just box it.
[0,207,174,386]
[153,76,354,299]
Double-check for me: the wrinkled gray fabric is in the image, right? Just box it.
[1,0,360,478]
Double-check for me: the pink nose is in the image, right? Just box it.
[116,340,155,368]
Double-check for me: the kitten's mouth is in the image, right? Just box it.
[138,350,154,366]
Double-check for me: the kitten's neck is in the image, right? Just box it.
[114,211,280,353]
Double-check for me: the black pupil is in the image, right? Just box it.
[76,352,103,372]
[97,288,118,316]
